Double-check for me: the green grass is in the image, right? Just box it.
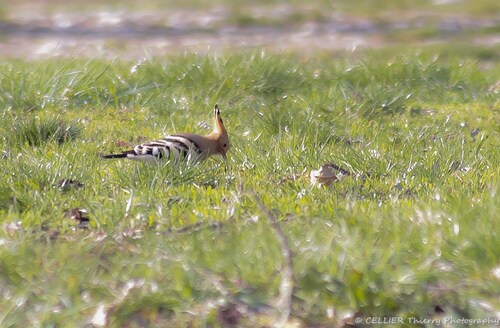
[0,47,499,327]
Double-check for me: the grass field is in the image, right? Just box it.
[0,46,498,327]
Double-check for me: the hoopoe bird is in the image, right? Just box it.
[101,104,230,164]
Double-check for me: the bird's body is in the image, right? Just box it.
[101,105,230,164]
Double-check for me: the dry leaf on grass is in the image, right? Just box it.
[90,303,108,327]
[217,303,242,327]
[56,178,84,191]
[310,163,350,187]
[64,208,90,229]
[114,140,133,148]
[488,81,500,94]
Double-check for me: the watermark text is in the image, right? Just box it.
[354,316,499,326]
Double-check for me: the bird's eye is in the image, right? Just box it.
[223,143,227,148]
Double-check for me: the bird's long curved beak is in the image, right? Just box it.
[222,151,228,172]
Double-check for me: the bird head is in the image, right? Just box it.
[212,104,231,159]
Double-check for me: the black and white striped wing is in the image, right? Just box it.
[131,135,204,162]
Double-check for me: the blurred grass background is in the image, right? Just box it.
[1,0,500,15]
[0,0,499,327]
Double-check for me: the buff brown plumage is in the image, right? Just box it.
[101,105,230,163]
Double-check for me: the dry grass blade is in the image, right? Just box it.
[253,193,295,328]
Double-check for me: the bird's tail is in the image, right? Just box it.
[100,153,129,159]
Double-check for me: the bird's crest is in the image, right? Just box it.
[213,104,227,136]
[212,104,230,159]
